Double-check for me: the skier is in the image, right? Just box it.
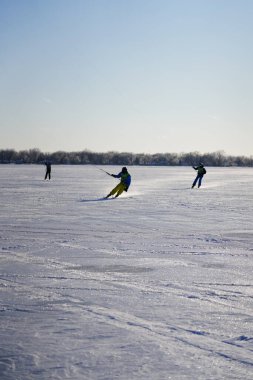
[192,163,206,188]
[44,161,52,180]
[105,167,131,198]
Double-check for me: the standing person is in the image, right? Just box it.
[105,167,131,198]
[44,161,52,180]
[192,163,206,188]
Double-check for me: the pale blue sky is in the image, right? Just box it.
[1,0,253,155]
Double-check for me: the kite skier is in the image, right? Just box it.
[44,161,52,180]
[105,167,131,198]
[191,163,206,188]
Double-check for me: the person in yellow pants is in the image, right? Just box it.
[105,167,131,198]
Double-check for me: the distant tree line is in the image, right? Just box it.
[0,148,253,166]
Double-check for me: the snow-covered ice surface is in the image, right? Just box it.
[1,165,253,380]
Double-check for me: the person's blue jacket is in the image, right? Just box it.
[112,170,131,189]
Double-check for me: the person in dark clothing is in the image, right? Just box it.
[192,163,206,188]
[44,162,51,180]
[105,167,131,198]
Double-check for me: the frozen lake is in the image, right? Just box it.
[0,165,253,380]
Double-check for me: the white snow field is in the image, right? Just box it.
[0,164,253,380]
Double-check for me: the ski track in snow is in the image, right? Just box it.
[1,165,253,379]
